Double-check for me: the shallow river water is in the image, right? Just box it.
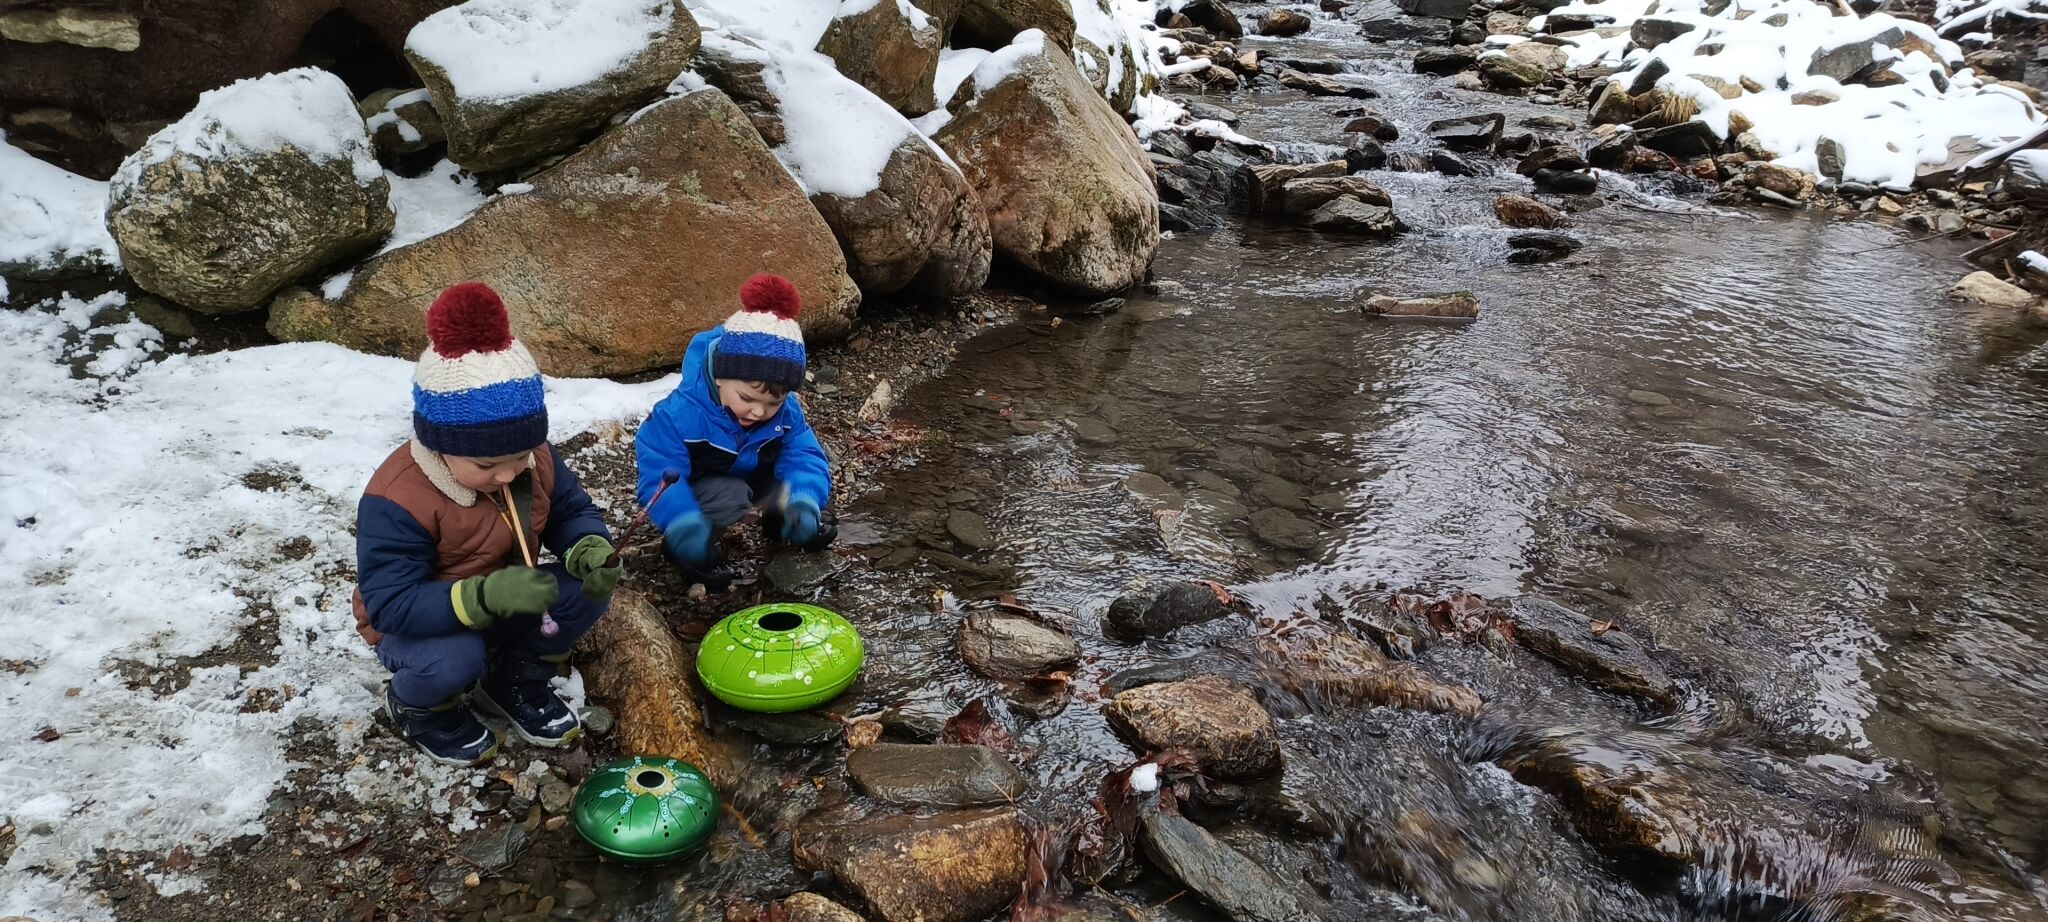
[622,5,2048,920]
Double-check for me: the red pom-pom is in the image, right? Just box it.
[738,274,801,321]
[426,282,512,358]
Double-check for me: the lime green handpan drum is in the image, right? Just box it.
[572,756,717,864]
[696,603,864,712]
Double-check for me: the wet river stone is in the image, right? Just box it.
[793,807,1028,922]
[783,892,865,922]
[946,508,995,549]
[1508,598,1678,708]
[1103,581,1234,641]
[846,742,1026,807]
[1104,676,1281,779]
[1143,811,1331,922]
[958,610,1081,679]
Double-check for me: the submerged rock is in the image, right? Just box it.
[1264,626,1484,715]
[793,807,1028,922]
[1279,68,1380,98]
[1951,271,2039,312]
[782,892,866,922]
[1493,193,1569,228]
[1143,811,1331,922]
[1362,292,1481,320]
[1248,160,1348,212]
[1280,175,1393,214]
[1507,598,1678,706]
[846,742,1027,807]
[958,610,1081,679]
[1506,231,1582,264]
[1103,582,1235,641]
[1104,675,1281,779]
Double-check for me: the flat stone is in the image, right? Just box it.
[1629,17,1695,49]
[1247,507,1323,549]
[958,610,1081,679]
[1142,811,1330,922]
[784,892,865,922]
[846,743,1026,807]
[1413,46,1478,75]
[1276,57,1347,75]
[1395,0,1473,20]
[793,808,1028,922]
[763,548,848,592]
[1427,112,1505,151]
[0,8,140,50]
[717,706,846,747]
[1638,120,1721,157]
[1532,168,1598,194]
[1105,676,1281,779]
[1508,597,1678,707]
[1430,149,1484,176]
[1518,143,1590,175]
[1185,101,1240,124]
[1280,175,1393,213]
[1626,389,1671,406]
[946,508,995,549]
[1479,54,1550,90]
[1951,271,2038,311]
[1343,115,1401,141]
[1303,198,1406,235]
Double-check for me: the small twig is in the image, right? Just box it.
[722,803,765,849]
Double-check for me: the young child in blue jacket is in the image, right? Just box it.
[635,275,833,588]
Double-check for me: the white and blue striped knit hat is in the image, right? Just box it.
[711,274,806,391]
[411,282,548,458]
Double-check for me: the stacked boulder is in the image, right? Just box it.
[27,0,1170,375]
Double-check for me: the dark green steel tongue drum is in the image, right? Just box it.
[571,756,717,863]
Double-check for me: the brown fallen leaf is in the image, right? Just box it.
[844,718,884,749]
[32,726,59,742]
[943,698,1018,757]
[1590,620,1614,636]
[1191,579,1235,606]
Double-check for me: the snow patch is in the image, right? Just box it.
[380,160,488,253]
[760,44,929,197]
[406,0,679,101]
[112,68,382,193]
[321,270,354,300]
[0,296,676,920]
[1531,0,2042,188]
[0,135,120,276]
[1130,762,1161,792]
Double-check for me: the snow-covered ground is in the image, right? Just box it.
[1524,0,2043,187]
[0,137,119,279]
[0,297,673,920]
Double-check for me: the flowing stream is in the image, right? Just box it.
[614,4,2048,919]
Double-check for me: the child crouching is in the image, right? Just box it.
[352,282,622,765]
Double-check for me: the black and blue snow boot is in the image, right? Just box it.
[385,684,501,766]
[473,650,582,747]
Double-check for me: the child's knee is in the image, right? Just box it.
[691,476,754,528]
[384,635,487,705]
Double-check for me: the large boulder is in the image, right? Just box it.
[270,89,859,376]
[106,68,393,313]
[793,807,1029,922]
[699,37,990,298]
[817,0,943,116]
[1073,33,1142,115]
[954,0,1077,48]
[934,32,1160,295]
[1103,675,1281,779]
[403,0,701,172]
[0,0,461,178]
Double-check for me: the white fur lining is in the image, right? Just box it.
[410,439,478,507]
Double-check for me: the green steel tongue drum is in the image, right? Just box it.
[695,603,864,713]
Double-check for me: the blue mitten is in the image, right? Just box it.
[663,513,714,567]
[781,498,821,545]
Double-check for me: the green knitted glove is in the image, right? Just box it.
[455,566,560,629]
[564,534,623,601]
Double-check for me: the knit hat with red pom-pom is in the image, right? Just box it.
[411,281,548,458]
[710,274,806,391]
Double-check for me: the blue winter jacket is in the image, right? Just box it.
[635,327,831,530]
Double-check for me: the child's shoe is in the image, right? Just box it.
[385,684,501,766]
[678,557,739,592]
[473,650,582,747]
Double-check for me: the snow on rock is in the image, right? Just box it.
[406,0,683,101]
[380,159,489,253]
[112,68,383,192]
[0,135,120,281]
[105,68,394,313]
[1529,0,2043,188]
[405,0,701,172]
[0,296,674,920]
